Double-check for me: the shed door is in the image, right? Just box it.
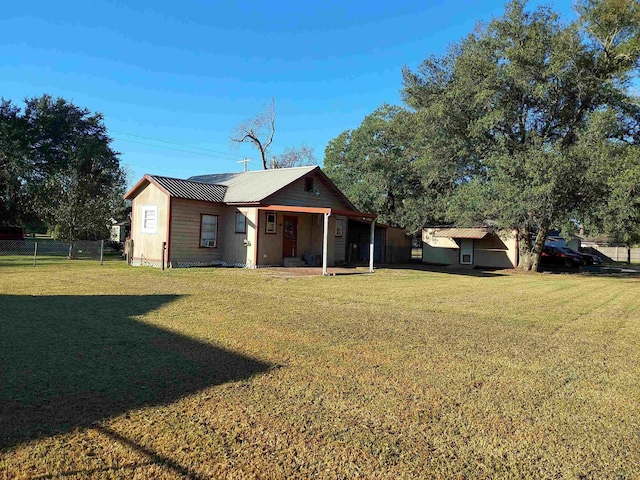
[460,239,474,265]
[283,216,298,257]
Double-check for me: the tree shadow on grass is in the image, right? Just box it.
[377,263,508,277]
[0,295,272,452]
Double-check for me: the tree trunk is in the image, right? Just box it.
[517,226,533,270]
[530,225,549,272]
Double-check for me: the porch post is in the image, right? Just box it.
[369,219,376,273]
[322,212,329,276]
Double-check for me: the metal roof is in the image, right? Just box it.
[149,175,227,203]
[189,166,318,203]
[434,228,489,239]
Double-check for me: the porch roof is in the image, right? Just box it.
[258,205,377,221]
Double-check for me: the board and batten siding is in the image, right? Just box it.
[130,182,169,265]
[264,172,351,209]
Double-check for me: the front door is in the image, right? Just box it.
[460,238,474,265]
[283,216,298,257]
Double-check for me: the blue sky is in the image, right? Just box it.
[1,0,576,184]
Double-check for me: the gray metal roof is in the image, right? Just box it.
[150,175,227,203]
[189,166,318,203]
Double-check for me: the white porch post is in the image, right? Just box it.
[322,213,330,276]
[369,219,376,273]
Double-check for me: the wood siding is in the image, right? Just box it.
[220,206,258,266]
[386,226,410,248]
[169,199,224,265]
[130,182,169,264]
[263,171,352,210]
[333,215,347,264]
[256,210,336,266]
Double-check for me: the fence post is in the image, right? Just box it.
[33,242,38,267]
[100,240,104,265]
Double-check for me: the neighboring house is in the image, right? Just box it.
[109,217,130,242]
[123,166,380,274]
[422,227,518,269]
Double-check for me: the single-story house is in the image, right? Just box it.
[124,166,382,275]
[109,217,130,242]
[422,227,518,269]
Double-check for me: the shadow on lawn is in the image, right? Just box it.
[0,294,272,453]
[378,263,508,277]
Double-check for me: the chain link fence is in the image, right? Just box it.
[0,239,113,265]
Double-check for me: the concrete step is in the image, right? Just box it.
[283,257,307,267]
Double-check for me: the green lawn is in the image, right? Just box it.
[1,261,639,478]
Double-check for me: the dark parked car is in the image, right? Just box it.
[540,245,584,268]
[557,246,602,265]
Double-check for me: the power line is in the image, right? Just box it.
[113,137,242,161]
[110,129,242,159]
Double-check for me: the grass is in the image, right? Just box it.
[1,260,639,478]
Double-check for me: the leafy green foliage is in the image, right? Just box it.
[324,105,447,233]
[400,0,640,269]
[0,95,125,240]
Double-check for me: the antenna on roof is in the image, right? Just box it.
[237,158,251,172]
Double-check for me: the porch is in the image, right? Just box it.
[255,205,377,276]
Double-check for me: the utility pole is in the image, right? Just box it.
[237,158,251,172]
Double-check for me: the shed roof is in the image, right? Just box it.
[189,166,318,204]
[434,228,489,239]
[139,175,228,202]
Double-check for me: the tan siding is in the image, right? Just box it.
[169,199,224,265]
[422,227,518,268]
[130,182,169,265]
[219,206,257,266]
[258,210,283,265]
[263,171,352,209]
[256,210,335,266]
[474,230,518,268]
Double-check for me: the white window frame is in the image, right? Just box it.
[141,206,158,234]
[235,212,247,234]
[335,218,344,237]
[265,212,277,234]
[200,214,218,248]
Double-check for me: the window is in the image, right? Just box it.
[304,177,314,192]
[335,218,344,237]
[200,214,218,247]
[141,206,157,234]
[235,212,246,233]
[265,212,276,234]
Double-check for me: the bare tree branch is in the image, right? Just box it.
[230,99,276,169]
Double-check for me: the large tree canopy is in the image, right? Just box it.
[0,95,125,240]
[324,105,441,233]
[326,0,640,271]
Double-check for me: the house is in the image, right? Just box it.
[422,227,518,269]
[123,166,380,275]
[109,217,130,243]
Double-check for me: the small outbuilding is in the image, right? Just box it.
[422,227,518,269]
